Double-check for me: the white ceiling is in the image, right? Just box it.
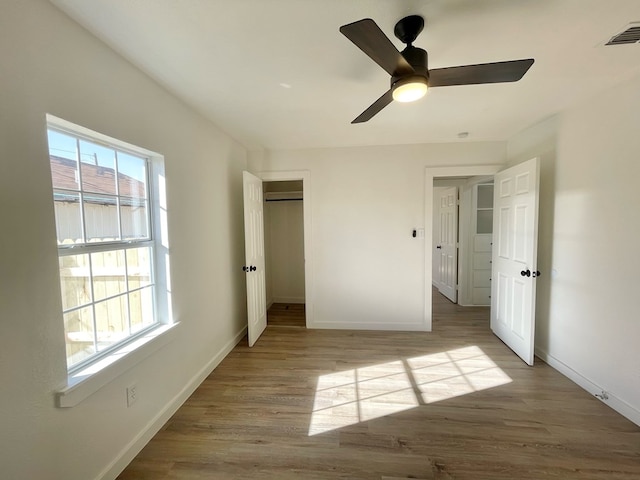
[51,0,640,151]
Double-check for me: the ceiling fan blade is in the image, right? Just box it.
[429,59,534,87]
[340,19,414,77]
[352,89,394,124]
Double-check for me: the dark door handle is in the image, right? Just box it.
[532,270,541,277]
[436,245,442,249]
[520,269,531,277]
[242,266,248,272]
[250,265,257,272]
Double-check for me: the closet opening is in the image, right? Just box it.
[263,180,306,328]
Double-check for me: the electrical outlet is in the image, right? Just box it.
[126,384,138,407]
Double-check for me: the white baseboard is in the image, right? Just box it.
[272,296,305,304]
[98,326,247,480]
[535,347,640,427]
[312,321,429,332]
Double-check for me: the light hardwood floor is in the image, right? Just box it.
[117,291,639,479]
[267,303,306,328]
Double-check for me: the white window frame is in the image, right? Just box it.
[47,115,176,407]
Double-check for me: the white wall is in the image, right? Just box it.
[266,200,305,303]
[251,143,506,330]
[0,2,247,479]
[508,76,640,424]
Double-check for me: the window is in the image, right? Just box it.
[475,183,494,234]
[47,116,170,373]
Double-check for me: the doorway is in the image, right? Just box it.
[432,177,496,308]
[263,180,306,327]
[259,170,313,330]
[425,160,541,366]
[424,166,501,331]
[431,178,494,339]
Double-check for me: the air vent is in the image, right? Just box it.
[606,23,640,45]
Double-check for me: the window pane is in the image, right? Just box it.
[477,210,493,234]
[79,140,117,194]
[54,191,83,245]
[65,306,95,368]
[118,152,147,199]
[91,250,126,302]
[477,184,494,209]
[59,254,92,310]
[83,194,120,242]
[48,130,79,190]
[95,296,129,350]
[48,130,78,162]
[121,198,149,240]
[130,287,154,334]
[127,247,152,289]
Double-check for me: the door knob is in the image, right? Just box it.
[250,265,257,272]
[436,245,442,249]
[520,269,531,277]
[532,270,541,277]
[242,266,248,272]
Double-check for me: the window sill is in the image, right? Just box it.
[56,322,180,408]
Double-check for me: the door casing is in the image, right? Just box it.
[259,170,313,328]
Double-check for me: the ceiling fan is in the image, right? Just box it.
[339,15,534,123]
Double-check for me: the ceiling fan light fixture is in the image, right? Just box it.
[392,76,428,102]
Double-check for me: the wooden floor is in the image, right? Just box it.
[117,291,639,479]
[267,303,306,327]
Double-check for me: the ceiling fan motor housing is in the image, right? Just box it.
[391,45,429,87]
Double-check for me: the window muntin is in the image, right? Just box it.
[48,126,159,371]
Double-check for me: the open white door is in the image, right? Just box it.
[437,187,458,303]
[490,158,540,365]
[243,171,267,347]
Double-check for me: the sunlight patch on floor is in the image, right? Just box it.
[308,346,511,435]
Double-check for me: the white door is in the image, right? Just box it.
[243,171,267,347]
[437,187,458,303]
[490,158,540,365]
